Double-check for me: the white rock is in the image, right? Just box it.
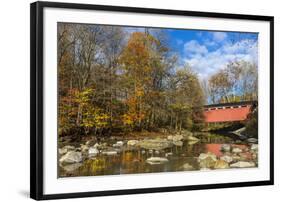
[165,152,173,157]
[88,147,99,156]
[251,144,259,151]
[102,151,118,155]
[173,141,183,147]
[220,155,233,163]
[59,148,68,155]
[230,161,256,168]
[80,144,89,153]
[221,144,231,152]
[198,152,217,162]
[146,157,169,165]
[127,140,139,146]
[59,151,82,164]
[232,147,243,153]
[187,136,199,142]
[247,138,258,143]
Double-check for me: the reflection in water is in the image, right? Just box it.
[59,133,257,177]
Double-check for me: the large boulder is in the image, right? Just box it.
[146,157,169,165]
[138,139,173,150]
[167,135,183,142]
[198,152,217,168]
[230,161,256,168]
[59,151,82,164]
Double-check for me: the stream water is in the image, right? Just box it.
[59,132,257,177]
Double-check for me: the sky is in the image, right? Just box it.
[126,27,258,80]
[167,29,258,79]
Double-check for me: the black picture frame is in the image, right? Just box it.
[30,1,274,200]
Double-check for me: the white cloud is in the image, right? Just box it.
[184,39,258,79]
[184,40,208,55]
[212,32,228,42]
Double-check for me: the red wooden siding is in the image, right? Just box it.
[204,105,251,123]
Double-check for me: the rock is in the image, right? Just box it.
[173,141,183,147]
[251,144,258,151]
[182,163,195,171]
[80,144,89,153]
[230,161,256,168]
[187,140,199,145]
[198,152,217,168]
[102,150,118,155]
[165,152,173,157]
[146,157,169,165]
[187,136,200,142]
[86,140,95,146]
[88,147,99,156]
[155,150,160,155]
[198,152,217,162]
[127,140,139,146]
[167,135,183,142]
[221,144,231,152]
[148,149,153,154]
[63,145,75,151]
[59,151,82,164]
[138,139,173,150]
[220,155,233,163]
[232,154,241,161]
[232,147,243,153]
[141,150,146,154]
[61,163,82,172]
[239,152,253,161]
[247,138,258,143]
[59,147,68,155]
[214,160,229,169]
[113,141,124,147]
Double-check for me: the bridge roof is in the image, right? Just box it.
[204,100,257,109]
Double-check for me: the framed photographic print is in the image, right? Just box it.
[30,1,274,200]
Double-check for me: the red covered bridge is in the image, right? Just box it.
[203,101,257,123]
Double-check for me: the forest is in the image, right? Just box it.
[58,23,258,140]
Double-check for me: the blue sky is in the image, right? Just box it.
[125,27,258,79]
